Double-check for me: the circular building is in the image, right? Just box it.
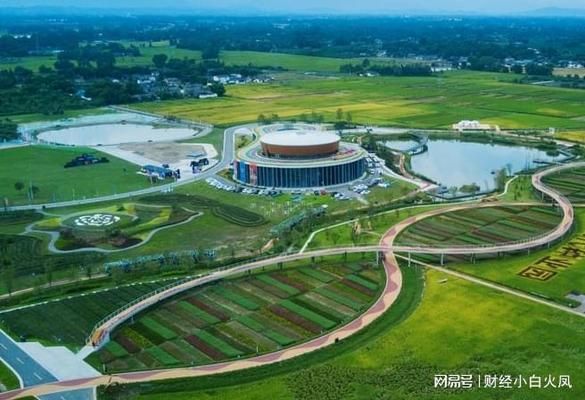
[261,131,340,158]
[234,128,367,189]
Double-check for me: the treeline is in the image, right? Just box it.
[3,16,585,66]
[0,119,17,141]
[340,61,432,77]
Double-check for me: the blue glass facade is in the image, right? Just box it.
[234,158,366,188]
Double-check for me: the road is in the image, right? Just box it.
[0,331,94,400]
[4,122,239,212]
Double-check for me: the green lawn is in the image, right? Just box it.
[99,265,585,400]
[0,359,19,391]
[0,47,405,74]
[306,204,440,249]
[0,146,162,206]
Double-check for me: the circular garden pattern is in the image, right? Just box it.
[74,213,121,227]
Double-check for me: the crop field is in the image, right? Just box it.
[141,194,266,227]
[0,44,411,73]
[396,205,562,248]
[102,265,585,400]
[132,71,585,129]
[0,146,162,206]
[542,167,585,203]
[0,279,178,348]
[450,208,585,304]
[88,256,384,372]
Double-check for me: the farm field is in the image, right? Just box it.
[396,205,562,248]
[131,71,585,129]
[0,44,414,73]
[555,130,585,144]
[451,208,585,305]
[542,167,585,203]
[88,255,384,372]
[0,279,180,348]
[102,266,585,400]
[0,146,162,206]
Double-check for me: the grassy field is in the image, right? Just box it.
[131,71,585,129]
[542,167,585,203]
[451,208,585,305]
[0,46,407,73]
[0,146,163,206]
[396,205,562,248]
[0,359,19,392]
[100,264,585,400]
[88,254,383,372]
[306,204,439,249]
[555,130,585,143]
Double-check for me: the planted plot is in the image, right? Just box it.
[543,167,585,203]
[396,206,562,248]
[143,194,267,227]
[0,280,177,347]
[89,256,383,372]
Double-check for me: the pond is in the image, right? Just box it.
[385,138,565,191]
[37,123,197,146]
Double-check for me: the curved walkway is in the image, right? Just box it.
[0,161,582,399]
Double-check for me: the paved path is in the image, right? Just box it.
[0,162,582,399]
[0,331,94,400]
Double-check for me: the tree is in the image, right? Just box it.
[152,54,168,69]
[330,231,340,246]
[346,111,353,124]
[202,46,220,60]
[257,114,267,124]
[209,83,226,97]
[14,182,24,192]
[45,264,54,287]
[511,64,523,74]
[29,185,40,200]
[1,265,15,297]
[494,168,508,191]
[336,108,344,120]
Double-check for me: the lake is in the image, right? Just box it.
[384,138,564,190]
[37,123,197,146]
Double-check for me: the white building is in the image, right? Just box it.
[452,120,492,131]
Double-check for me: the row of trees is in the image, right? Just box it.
[0,120,17,141]
[340,60,432,77]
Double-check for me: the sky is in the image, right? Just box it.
[2,0,585,14]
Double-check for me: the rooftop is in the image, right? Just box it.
[260,130,340,147]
